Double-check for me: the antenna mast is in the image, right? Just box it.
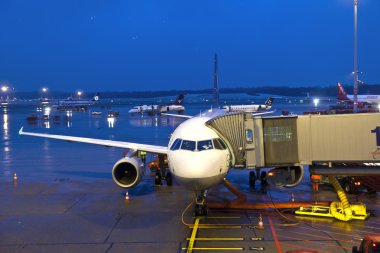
[353,0,359,112]
[213,53,219,107]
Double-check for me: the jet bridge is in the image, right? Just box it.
[206,112,299,168]
[206,113,252,168]
[206,112,380,222]
[206,112,380,172]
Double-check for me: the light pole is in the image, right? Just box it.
[1,86,9,102]
[42,87,48,98]
[353,0,359,112]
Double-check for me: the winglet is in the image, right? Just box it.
[19,126,24,135]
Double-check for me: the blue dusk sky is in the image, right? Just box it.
[0,0,379,92]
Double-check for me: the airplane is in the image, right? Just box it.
[128,104,160,115]
[19,54,282,215]
[19,107,281,216]
[337,82,380,105]
[221,97,274,113]
[128,94,185,115]
[54,92,100,108]
[159,94,185,113]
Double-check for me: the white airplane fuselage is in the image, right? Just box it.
[128,105,159,114]
[160,104,185,113]
[222,104,270,113]
[346,94,380,104]
[167,111,230,191]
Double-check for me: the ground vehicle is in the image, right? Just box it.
[352,234,380,253]
[338,176,367,194]
[311,175,373,194]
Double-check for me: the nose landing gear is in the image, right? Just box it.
[195,190,208,216]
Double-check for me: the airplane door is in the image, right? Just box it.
[245,118,256,168]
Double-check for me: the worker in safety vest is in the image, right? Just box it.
[148,156,159,172]
[311,174,321,192]
[140,151,147,164]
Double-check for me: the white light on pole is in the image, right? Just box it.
[353,0,359,112]
[313,98,320,107]
[1,86,8,92]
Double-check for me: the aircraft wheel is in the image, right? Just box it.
[249,171,256,189]
[260,171,268,186]
[166,171,173,186]
[195,204,208,216]
[155,171,162,185]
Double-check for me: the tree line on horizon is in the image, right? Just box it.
[14,84,380,99]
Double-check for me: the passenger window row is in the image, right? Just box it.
[170,138,227,151]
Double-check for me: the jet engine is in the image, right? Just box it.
[267,166,304,188]
[112,156,145,189]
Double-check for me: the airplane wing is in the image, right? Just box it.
[19,127,168,154]
[251,110,275,116]
[161,113,193,119]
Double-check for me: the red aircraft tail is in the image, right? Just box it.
[337,82,349,101]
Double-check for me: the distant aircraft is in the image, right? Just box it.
[337,82,380,105]
[128,94,185,115]
[128,105,160,115]
[55,92,100,107]
[222,97,274,113]
[159,94,185,113]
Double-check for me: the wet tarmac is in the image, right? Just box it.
[1,168,379,253]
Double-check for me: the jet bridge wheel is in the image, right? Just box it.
[260,171,268,186]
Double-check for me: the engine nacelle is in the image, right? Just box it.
[267,166,304,188]
[112,156,145,189]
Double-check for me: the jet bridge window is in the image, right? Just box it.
[264,126,293,142]
[197,140,213,151]
[213,138,227,150]
[181,140,196,151]
[170,138,182,151]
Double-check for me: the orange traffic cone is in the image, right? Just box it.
[257,214,264,230]
[125,191,130,200]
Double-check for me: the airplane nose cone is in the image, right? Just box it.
[168,150,228,191]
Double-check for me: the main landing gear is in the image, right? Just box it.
[154,154,173,186]
[249,170,268,189]
[194,190,208,216]
[155,170,173,186]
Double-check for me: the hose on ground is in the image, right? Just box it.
[328,175,353,221]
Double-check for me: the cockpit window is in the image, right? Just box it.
[213,138,227,150]
[181,140,196,151]
[170,138,182,151]
[197,140,213,151]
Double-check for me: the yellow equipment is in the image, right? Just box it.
[295,176,370,221]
